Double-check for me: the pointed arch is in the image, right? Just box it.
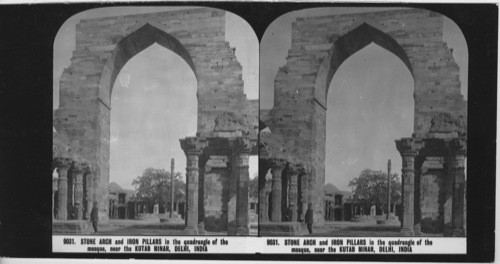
[99,23,196,107]
[314,23,413,107]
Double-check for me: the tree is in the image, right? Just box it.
[348,169,401,206]
[132,168,186,210]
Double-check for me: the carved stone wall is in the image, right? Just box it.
[54,8,255,220]
[265,9,467,224]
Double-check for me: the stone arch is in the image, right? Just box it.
[54,8,256,222]
[314,22,413,107]
[263,9,467,230]
[99,23,197,108]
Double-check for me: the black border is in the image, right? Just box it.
[0,2,496,262]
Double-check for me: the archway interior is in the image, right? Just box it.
[324,23,413,99]
[325,42,414,192]
[109,23,196,97]
[110,43,197,190]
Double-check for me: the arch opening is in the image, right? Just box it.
[325,42,414,195]
[109,42,197,195]
[99,23,197,107]
[316,23,414,104]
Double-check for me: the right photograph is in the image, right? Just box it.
[259,7,467,237]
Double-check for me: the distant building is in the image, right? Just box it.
[323,183,351,221]
[108,182,136,219]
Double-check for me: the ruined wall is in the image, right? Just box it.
[54,8,250,220]
[267,8,467,223]
[204,169,227,232]
[420,171,443,232]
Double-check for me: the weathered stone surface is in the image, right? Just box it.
[429,112,466,136]
[234,146,251,235]
[261,8,467,230]
[54,7,256,221]
[180,137,204,235]
[204,169,227,232]
[213,112,247,133]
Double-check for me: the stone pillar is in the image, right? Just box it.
[232,137,251,235]
[270,159,285,222]
[170,158,175,219]
[54,157,72,220]
[85,172,93,220]
[72,162,88,220]
[180,137,205,235]
[396,138,423,236]
[52,168,58,220]
[413,156,425,236]
[386,159,391,220]
[288,165,300,222]
[300,172,308,222]
[258,164,269,223]
[67,172,74,214]
[264,179,272,222]
[258,185,266,222]
[198,156,208,234]
[307,168,318,220]
[450,138,467,237]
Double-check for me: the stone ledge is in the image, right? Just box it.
[259,222,306,236]
[53,220,91,234]
[134,223,184,230]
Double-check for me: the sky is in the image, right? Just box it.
[325,43,413,192]
[53,6,258,189]
[259,7,468,191]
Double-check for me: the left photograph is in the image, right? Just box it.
[52,6,259,237]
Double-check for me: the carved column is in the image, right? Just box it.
[180,137,205,235]
[72,162,88,220]
[264,179,272,222]
[300,172,308,222]
[258,163,269,223]
[52,168,58,220]
[85,171,93,220]
[198,155,209,234]
[413,156,425,236]
[67,170,74,216]
[288,164,300,222]
[170,158,175,218]
[396,138,423,236]
[232,137,252,235]
[450,138,467,237]
[269,159,285,222]
[386,159,391,220]
[54,157,72,220]
[307,169,317,218]
[258,183,266,223]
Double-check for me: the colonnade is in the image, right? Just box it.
[52,157,93,221]
[396,137,466,237]
[180,136,253,235]
[258,160,310,223]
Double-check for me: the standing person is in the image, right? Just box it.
[90,201,99,233]
[305,203,314,235]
